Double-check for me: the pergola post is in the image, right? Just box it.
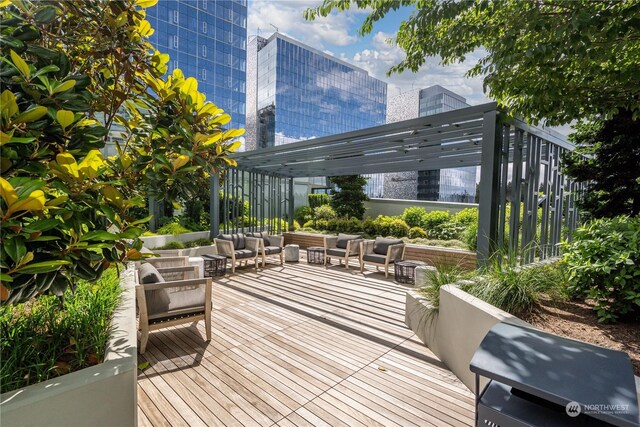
[288,178,294,231]
[209,172,220,239]
[477,109,502,266]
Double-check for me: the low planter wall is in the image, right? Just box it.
[0,264,138,427]
[284,232,477,269]
[364,198,477,217]
[406,283,530,393]
[141,230,210,249]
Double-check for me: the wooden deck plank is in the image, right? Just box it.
[137,260,474,426]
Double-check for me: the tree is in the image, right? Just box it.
[329,175,369,219]
[305,0,640,125]
[0,0,242,304]
[562,110,640,219]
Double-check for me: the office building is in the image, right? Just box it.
[147,0,247,131]
[246,33,387,202]
[384,85,477,202]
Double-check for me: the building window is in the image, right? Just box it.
[202,22,207,34]
[172,35,179,48]
[202,0,207,10]
[202,69,206,80]
[202,45,206,57]
[173,10,179,24]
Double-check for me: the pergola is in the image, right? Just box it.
[211,102,583,266]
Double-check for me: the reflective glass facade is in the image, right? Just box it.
[147,0,247,130]
[253,34,386,147]
[419,85,468,117]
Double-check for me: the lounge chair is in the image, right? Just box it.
[247,232,284,267]
[324,233,363,269]
[359,237,405,277]
[214,233,260,273]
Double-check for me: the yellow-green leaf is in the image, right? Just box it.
[10,50,30,79]
[228,141,242,152]
[223,128,245,139]
[136,0,158,7]
[14,106,47,124]
[78,150,104,179]
[0,177,19,206]
[8,190,45,214]
[1,90,18,118]
[52,79,76,94]
[0,0,13,8]
[55,152,79,179]
[180,77,198,96]
[202,132,222,147]
[56,110,75,130]
[171,154,190,170]
[172,68,184,81]
[212,113,231,126]
[138,19,154,37]
[222,157,237,167]
[103,186,124,209]
[0,131,10,146]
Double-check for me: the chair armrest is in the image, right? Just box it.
[214,239,234,257]
[157,266,198,281]
[387,243,405,261]
[144,256,189,268]
[324,236,338,249]
[268,235,284,248]
[347,238,364,255]
[140,277,210,291]
[245,237,260,252]
[361,240,375,255]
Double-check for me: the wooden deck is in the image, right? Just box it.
[137,258,475,426]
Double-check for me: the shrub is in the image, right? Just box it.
[184,238,212,248]
[294,206,313,225]
[292,220,301,231]
[159,241,185,250]
[0,269,122,393]
[454,208,479,226]
[370,215,409,237]
[157,222,191,235]
[408,227,428,239]
[421,210,452,230]
[330,218,364,233]
[561,216,640,323]
[362,217,377,236]
[308,193,330,209]
[314,204,337,221]
[464,222,479,251]
[402,207,427,228]
[303,220,315,228]
[418,264,469,310]
[428,221,467,240]
[464,262,567,317]
[329,175,368,219]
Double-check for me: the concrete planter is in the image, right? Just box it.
[0,264,138,427]
[406,283,530,393]
[141,230,210,249]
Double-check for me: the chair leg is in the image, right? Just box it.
[262,253,266,267]
[280,252,284,265]
[254,257,258,270]
[205,317,211,341]
[385,265,389,278]
[360,260,364,273]
[139,331,149,354]
[345,257,349,269]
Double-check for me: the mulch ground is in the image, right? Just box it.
[524,299,640,377]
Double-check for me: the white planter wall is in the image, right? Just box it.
[364,198,477,218]
[0,264,138,427]
[141,230,210,249]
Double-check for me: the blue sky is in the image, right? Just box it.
[248,1,491,105]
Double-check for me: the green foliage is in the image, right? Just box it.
[370,215,410,237]
[418,264,468,311]
[329,175,369,219]
[0,0,242,304]
[219,191,249,225]
[563,111,640,219]
[326,218,363,234]
[464,262,568,317]
[408,226,427,239]
[402,206,427,228]
[294,206,313,225]
[304,219,328,230]
[406,238,468,250]
[0,268,121,393]
[463,222,479,251]
[421,211,452,230]
[454,208,479,226]
[306,0,640,125]
[314,204,337,221]
[183,238,212,248]
[561,216,640,323]
[308,193,330,209]
[158,241,185,250]
[156,222,191,236]
[292,220,301,231]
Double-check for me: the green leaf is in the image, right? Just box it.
[52,80,76,94]
[32,64,60,79]
[3,237,26,263]
[0,273,13,283]
[15,260,71,274]
[24,218,61,232]
[11,25,41,42]
[138,361,150,370]
[9,49,30,79]
[80,230,119,242]
[34,5,58,24]
[14,106,47,123]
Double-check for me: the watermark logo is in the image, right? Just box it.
[566,401,581,417]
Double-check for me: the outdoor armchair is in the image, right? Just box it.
[359,237,405,278]
[214,233,260,273]
[247,232,284,267]
[324,233,364,269]
[135,262,212,354]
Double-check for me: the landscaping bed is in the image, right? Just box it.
[527,298,640,376]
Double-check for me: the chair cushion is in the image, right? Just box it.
[362,253,388,264]
[264,246,281,255]
[336,233,360,249]
[326,248,347,257]
[373,237,403,256]
[138,263,165,284]
[234,249,257,259]
[218,233,246,250]
[247,232,270,247]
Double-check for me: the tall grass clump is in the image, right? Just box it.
[0,269,122,393]
[418,263,474,311]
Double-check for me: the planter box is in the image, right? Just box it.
[141,230,210,249]
[284,232,477,269]
[406,283,530,393]
[0,264,138,427]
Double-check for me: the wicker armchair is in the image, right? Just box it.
[323,233,363,269]
[359,237,405,278]
[135,263,211,354]
[214,233,260,273]
[247,232,285,267]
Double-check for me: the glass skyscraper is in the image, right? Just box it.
[146,0,247,131]
[246,33,386,149]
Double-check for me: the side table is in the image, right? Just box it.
[284,244,300,262]
[394,260,427,285]
[306,246,325,265]
[202,254,227,277]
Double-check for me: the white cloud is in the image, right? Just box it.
[344,31,491,106]
[248,0,357,48]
